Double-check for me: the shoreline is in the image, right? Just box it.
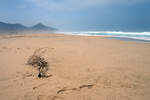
[56,31,150,43]
[1,32,150,44]
[107,36,150,43]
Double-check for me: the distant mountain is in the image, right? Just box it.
[0,22,58,33]
[31,23,57,31]
[0,22,27,33]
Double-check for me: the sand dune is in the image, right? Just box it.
[0,33,150,100]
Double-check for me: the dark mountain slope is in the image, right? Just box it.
[0,22,58,33]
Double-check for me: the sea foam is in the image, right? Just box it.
[57,31,150,41]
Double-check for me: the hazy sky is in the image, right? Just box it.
[0,0,150,31]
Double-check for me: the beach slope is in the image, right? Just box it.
[0,33,150,100]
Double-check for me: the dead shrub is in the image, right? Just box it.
[27,49,49,78]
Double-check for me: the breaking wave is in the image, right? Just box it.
[57,31,150,41]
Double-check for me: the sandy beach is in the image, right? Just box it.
[0,33,150,100]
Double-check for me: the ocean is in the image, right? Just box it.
[57,31,150,42]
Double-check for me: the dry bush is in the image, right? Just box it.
[27,55,48,68]
[27,48,49,78]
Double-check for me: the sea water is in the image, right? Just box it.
[57,31,150,42]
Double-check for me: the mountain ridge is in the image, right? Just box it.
[0,22,58,33]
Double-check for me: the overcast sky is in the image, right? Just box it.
[0,0,150,31]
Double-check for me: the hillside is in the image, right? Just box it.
[0,22,58,33]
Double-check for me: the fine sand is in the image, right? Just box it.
[0,33,150,100]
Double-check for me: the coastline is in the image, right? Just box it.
[107,36,150,43]
[0,33,150,100]
[57,31,150,43]
[1,31,150,43]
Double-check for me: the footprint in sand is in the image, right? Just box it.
[0,77,10,81]
[14,71,33,82]
[37,95,45,100]
[23,92,37,100]
[0,46,10,52]
[48,96,64,100]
